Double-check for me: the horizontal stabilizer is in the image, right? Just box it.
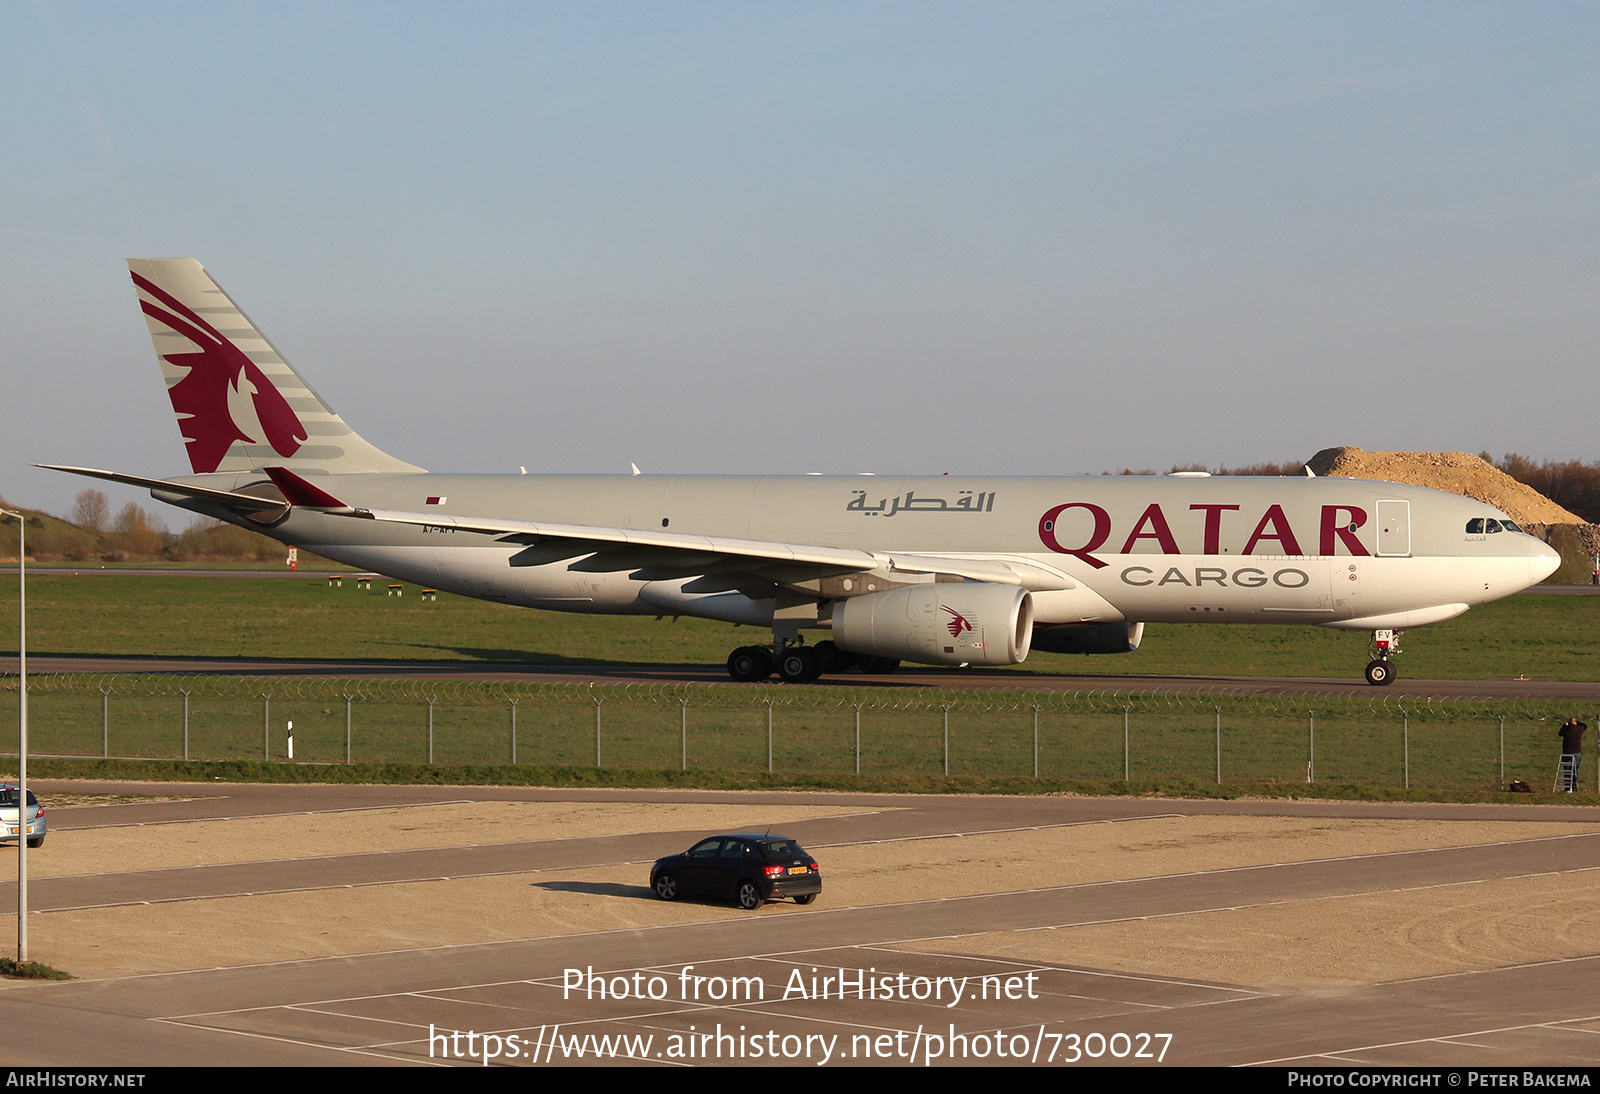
[38,464,289,517]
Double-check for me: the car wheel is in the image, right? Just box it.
[654,873,678,901]
[792,893,817,905]
[25,836,42,849]
[736,880,763,910]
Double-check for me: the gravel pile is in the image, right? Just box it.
[1306,446,1585,525]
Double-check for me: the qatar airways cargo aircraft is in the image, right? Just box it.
[46,259,1560,685]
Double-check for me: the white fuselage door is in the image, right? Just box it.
[1376,500,1411,557]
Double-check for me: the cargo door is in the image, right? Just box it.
[1258,559,1334,615]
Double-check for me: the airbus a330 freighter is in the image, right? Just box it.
[47,259,1561,685]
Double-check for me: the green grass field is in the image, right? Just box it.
[1,574,1596,682]
[0,673,1588,798]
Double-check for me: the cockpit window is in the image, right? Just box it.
[1500,519,1521,533]
[1486,519,1503,533]
[1466,518,1484,534]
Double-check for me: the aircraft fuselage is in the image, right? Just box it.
[160,469,1555,634]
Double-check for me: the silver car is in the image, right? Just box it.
[0,787,45,848]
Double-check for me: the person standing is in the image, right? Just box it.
[1558,717,1587,792]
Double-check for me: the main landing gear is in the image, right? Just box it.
[726,640,899,683]
[1364,628,1400,687]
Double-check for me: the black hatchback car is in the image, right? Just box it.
[651,833,821,910]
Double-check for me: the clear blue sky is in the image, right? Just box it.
[4,1,1598,518]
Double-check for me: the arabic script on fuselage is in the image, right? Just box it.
[847,490,997,517]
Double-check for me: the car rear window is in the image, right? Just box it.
[0,790,38,807]
[761,840,804,857]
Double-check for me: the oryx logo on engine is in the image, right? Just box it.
[942,605,973,638]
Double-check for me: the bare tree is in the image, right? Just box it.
[72,489,110,532]
[112,501,167,558]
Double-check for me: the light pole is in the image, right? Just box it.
[2,507,28,963]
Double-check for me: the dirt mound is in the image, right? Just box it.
[1306,447,1584,525]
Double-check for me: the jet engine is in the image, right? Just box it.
[1029,621,1145,655]
[831,582,1034,666]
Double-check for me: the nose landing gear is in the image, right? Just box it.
[1364,628,1400,686]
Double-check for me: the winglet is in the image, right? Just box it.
[263,466,349,508]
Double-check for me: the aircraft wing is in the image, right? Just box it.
[338,506,1073,591]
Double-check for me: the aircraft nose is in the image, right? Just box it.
[1531,540,1562,585]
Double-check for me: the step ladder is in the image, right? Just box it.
[1554,754,1581,793]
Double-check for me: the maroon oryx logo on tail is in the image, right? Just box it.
[132,271,307,474]
[941,605,973,639]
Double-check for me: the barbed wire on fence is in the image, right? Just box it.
[0,670,1585,725]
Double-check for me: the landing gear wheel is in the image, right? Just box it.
[778,647,821,683]
[736,880,763,910]
[1364,659,1395,686]
[812,641,843,675]
[727,646,773,682]
[654,873,678,901]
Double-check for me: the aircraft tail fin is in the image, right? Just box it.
[127,258,423,476]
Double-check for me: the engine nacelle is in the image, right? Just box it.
[1029,621,1145,655]
[832,582,1034,666]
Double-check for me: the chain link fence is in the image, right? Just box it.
[0,673,1591,791]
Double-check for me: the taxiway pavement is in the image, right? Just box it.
[2,783,1598,1067]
